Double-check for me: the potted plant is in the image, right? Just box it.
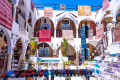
[61,38,68,57]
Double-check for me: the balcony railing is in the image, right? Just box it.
[89,32,108,61]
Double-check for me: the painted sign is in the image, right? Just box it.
[114,24,120,42]
[30,41,37,55]
[18,14,26,35]
[0,0,13,30]
[44,7,53,17]
[102,0,110,11]
[60,4,66,10]
[96,24,104,39]
[39,29,51,42]
[89,29,93,39]
[78,6,91,16]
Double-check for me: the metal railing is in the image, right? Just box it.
[33,3,102,11]
[89,32,108,61]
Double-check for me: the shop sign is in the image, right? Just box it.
[44,7,53,17]
[18,14,26,35]
[96,24,104,39]
[89,29,93,39]
[39,29,51,42]
[78,6,91,16]
[102,0,110,11]
[114,24,120,42]
[60,4,66,10]
[0,0,13,30]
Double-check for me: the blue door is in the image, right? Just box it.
[39,47,49,57]
[81,48,85,63]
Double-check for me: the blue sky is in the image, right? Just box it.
[32,0,104,11]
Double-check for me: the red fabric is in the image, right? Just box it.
[39,72,43,77]
[96,24,104,39]
[0,0,13,30]
[20,72,25,77]
[90,21,96,29]
[102,0,110,11]
[39,29,51,42]
[31,1,34,13]
[79,69,83,76]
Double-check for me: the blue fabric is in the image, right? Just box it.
[39,47,49,57]
[61,24,70,30]
[41,23,50,29]
[62,69,66,76]
[44,71,48,77]
[69,69,73,76]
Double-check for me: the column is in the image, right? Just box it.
[76,28,78,38]
[13,4,17,21]
[7,54,13,71]
[25,18,28,32]
[54,27,56,38]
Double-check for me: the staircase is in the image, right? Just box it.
[89,32,108,61]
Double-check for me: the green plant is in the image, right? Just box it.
[61,38,68,57]
[61,59,71,68]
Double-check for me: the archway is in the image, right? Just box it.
[56,44,76,65]
[34,17,54,37]
[56,17,76,38]
[78,20,96,38]
[11,38,23,70]
[37,43,54,57]
[0,29,9,74]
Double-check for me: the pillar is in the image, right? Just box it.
[54,27,56,38]
[25,18,28,31]
[76,28,78,38]
[7,54,13,71]
[13,4,17,21]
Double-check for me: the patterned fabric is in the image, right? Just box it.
[102,0,109,11]
[96,24,104,39]
[0,0,13,30]
[89,29,93,39]
[39,29,51,42]
[44,7,53,17]
[114,24,120,42]
[62,30,74,42]
[30,41,37,55]
[61,24,70,30]
[18,14,26,35]
[78,6,91,16]
[0,36,5,47]
[60,4,66,10]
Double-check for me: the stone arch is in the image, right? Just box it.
[34,17,54,37]
[56,17,76,38]
[37,42,54,57]
[0,26,11,54]
[56,11,78,26]
[78,19,96,38]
